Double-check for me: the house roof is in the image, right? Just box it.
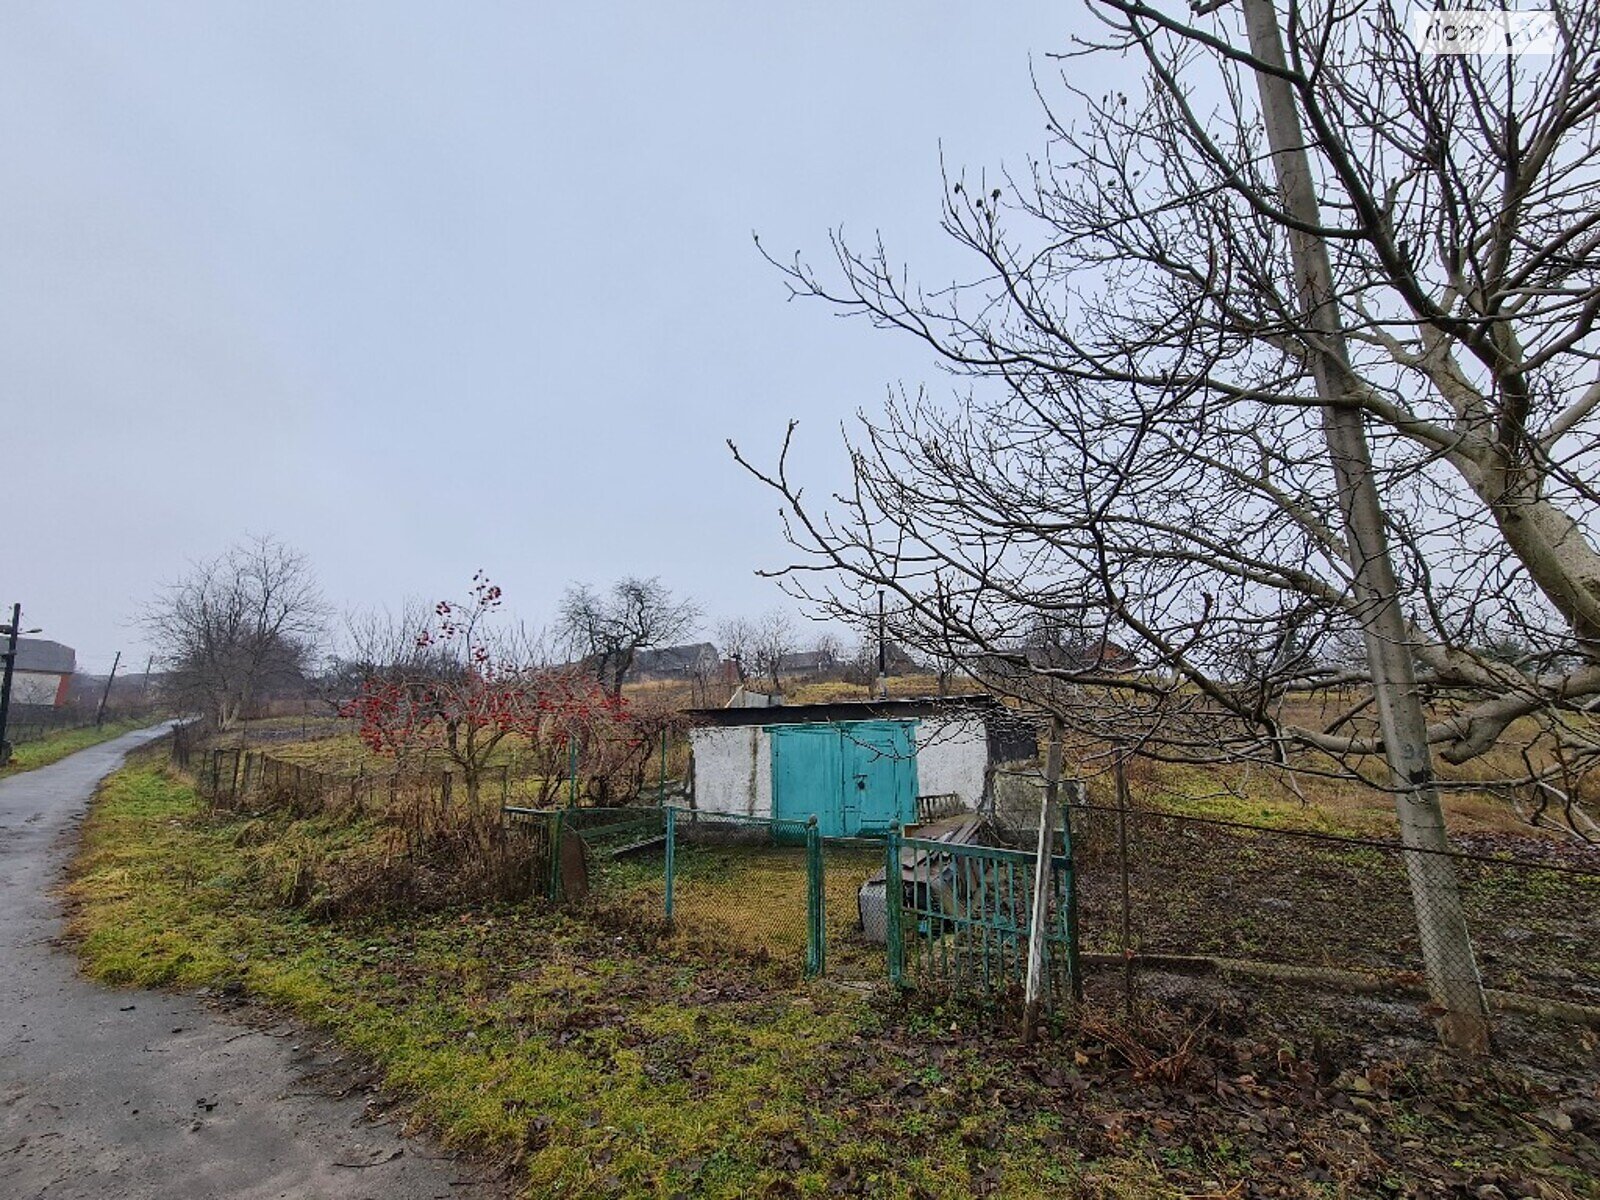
[777,650,833,671]
[631,642,720,675]
[9,638,75,675]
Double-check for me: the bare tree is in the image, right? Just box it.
[145,535,327,729]
[559,578,700,697]
[735,0,1600,1047]
[750,610,797,693]
[716,616,758,684]
[812,631,845,674]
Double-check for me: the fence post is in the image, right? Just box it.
[1063,782,1084,1003]
[805,815,824,978]
[501,763,510,806]
[567,738,578,807]
[1022,717,1064,1043]
[664,805,676,927]
[547,809,565,903]
[885,821,904,989]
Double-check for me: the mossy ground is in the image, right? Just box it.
[67,756,1599,1199]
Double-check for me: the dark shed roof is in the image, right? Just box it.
[688,694,999,728]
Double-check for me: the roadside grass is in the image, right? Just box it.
[0,719,148,777]
[69,756,1598,1199]
[67,758,1119,1198]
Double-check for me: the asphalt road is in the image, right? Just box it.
[0,725,498,1200]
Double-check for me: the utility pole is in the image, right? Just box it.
[96,651,122,728]
[142,654,154,695]
[0,604,20,766]
[876,589,888,700]
[1238,0,1489,1049]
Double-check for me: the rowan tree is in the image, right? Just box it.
[342,574,631,805]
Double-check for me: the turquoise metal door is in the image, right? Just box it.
[840,721,916,834]
[769,725,845,835]
[769,720,917,836]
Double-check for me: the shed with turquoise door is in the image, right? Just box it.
[686,696,1034,835]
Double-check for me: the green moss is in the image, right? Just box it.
[68,762,1120,1198]
[79,760,1563,1199]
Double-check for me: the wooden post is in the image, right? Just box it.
[1064,780,1084,1003]
[95,651,121,728]
[547,809,565,903]
[1023,717,1064,1043]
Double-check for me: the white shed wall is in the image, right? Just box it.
[912,714,988,809]
[689,725,773,818]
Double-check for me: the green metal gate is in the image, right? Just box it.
[884,824,1079,1001]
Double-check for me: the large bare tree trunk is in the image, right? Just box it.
[1241,0,1490,1050]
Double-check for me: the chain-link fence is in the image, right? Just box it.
[503,805,899,980]
[1068,799,1600,1020]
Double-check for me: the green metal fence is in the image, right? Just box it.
[501,804,1079,1000]
[884,823,1080,1003]
[661,807,826,976]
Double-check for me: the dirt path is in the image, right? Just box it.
[0,726,500,1200]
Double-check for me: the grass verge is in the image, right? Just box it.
[1,719,149,777]
[68,757,1599,1199]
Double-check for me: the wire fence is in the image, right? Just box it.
[175,723,1600,1031]
[5,709,101,746]
[187,742,519,815]
[501,804,1084,1001]
[1066,798,1600,1017]
[181,723,692,814]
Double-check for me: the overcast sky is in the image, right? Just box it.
[4,2,1100,673]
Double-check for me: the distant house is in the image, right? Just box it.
[628,643,721,682]
[6,639,76,708]
[776,649,836,677]
[982,638,1138,679]
[1036,639,1137,674]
